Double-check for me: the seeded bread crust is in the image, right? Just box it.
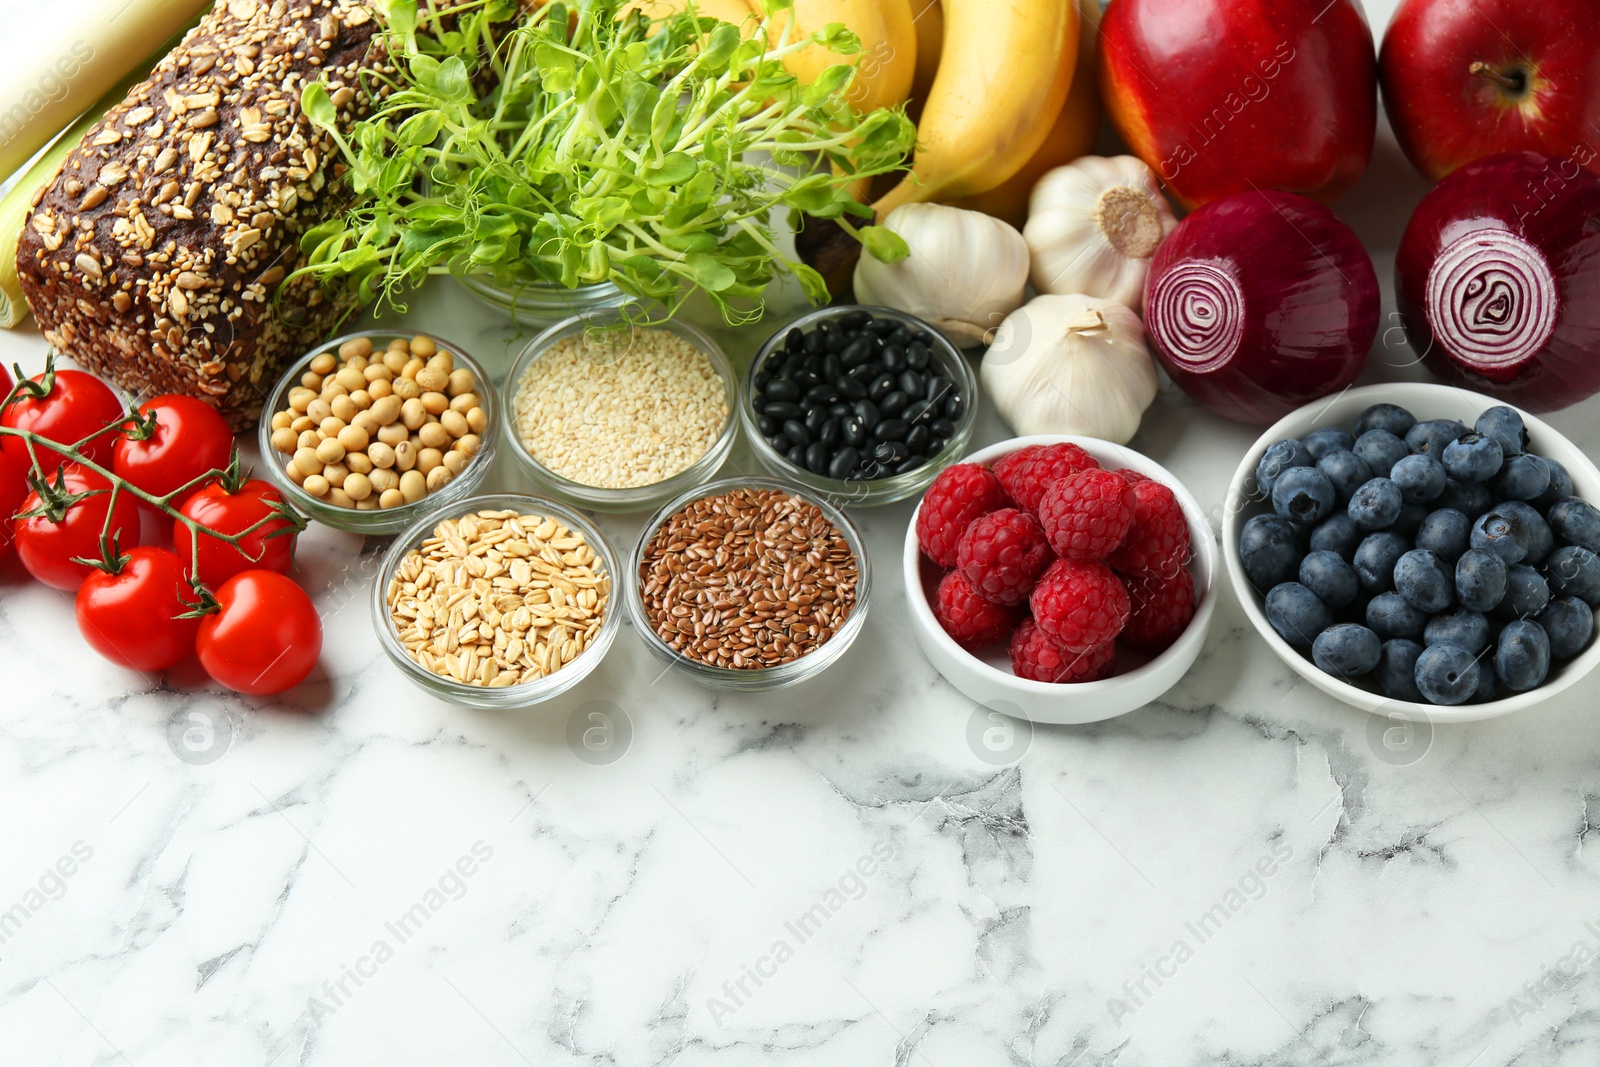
[15,0,387,430]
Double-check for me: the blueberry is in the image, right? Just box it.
[1353,429,1410,477]
[1416,508,1471,561]
[1395,549,1454,613]
[1547,545,1600,607]
[1348,478,1404,530]
[1496,619,1551,692]
[1475,405,1529,456]
[1304,427,1357,460]
[1548,498,1600,553]
[1541,597,1595,659]
[1354,532,1411,593]
[1316,450,1373,501]
[1470,662,1500,704]
[1390,453,1447,504]
[1356,403,1418,439]
[1240,515,1305,591]
[1313,623,1382,679]
[1490,454,1551,501]
[1393,503,1429,538]
[1309,513,1364,559]
[1497,564,1552,620]
[1407,419,1469,458]
[1374,639,1426,701]
[1442,432,1504,482]
[1534,460,1576,509]
[1300,550,1360,609]
[1414,644,1482,705]
[1425,610,1491,655]
[1265,582,1334,650]
[1256,439,1314,496]
[1470,511,1528,564]
[1367,592,1428,640]
[1456,548,1509,613]
[1272,467,1337,524]
[1495,501,1553,565]
[1437,478,1494,519]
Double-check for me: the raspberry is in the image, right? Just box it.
[957,508,1052,605]
[1122,567,1197,654]
[992,443,1099,515]
[1037,469,1137,561]
[1106,478,1192,579]
[1010,618,1117,683]
[933,570,1018,650]
[1115,468,1149,485]
[916,464,1009,568]
[1029,558,1130,651]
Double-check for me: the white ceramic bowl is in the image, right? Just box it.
[902,435,1219,725]
[1223,382,1600,724]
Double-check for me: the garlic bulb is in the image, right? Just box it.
[982,294,1158,445]
[1024,155,1177,310]
[854,203,1030,347]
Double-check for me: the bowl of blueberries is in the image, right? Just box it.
[741,305,978,506]
[1223,383,1600,723]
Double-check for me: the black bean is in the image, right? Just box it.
[872,440,909,463]
[903,399,934,424]
[850,459,884,481]
[854,400,881,429]
[822,353,842,380]
[828,447,861,480]
[820,417,842,448]
[804,406,829,434]
[907,341,931,371]
[804,384,837,407]
[842,415,868,447]
[783,419,812,447]
[896,455,928,475]
[882,345,908,373]
[805,441,831,475]
[898,370,925,400]
[764,378,800,403]
[874,418,909,442]
[786,444,806,467]
[849,361,882,381]
[924,376,954,404]
[758,415,780,436]
[803,331,827,354]
[839,338,874,368]
[838,310,872,331]
[836,375,867,400]
[754,372,771,393]
[880,391,911,419]
[768,434,789,453]
[865,374,894,402]
[784,328,804,354]
[887,327,912,347]
[943,393,965,420]
[764,400,802,421]
[911,329,934,345]
[906,424,932,454]
[750,395,767,415]
[829,402,851,418]
[866,317,898,336]
[931,418,955,437]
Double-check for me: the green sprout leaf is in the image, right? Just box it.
[861,225,911,263]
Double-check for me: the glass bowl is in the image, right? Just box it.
[454,273,633,327]
[257,329,499,535]
[624,476,872,691]
[500,310,740,513]
[740,305,978,507]
[371,492,622,709]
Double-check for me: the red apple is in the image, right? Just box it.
[1380,0,1600,182]
[1098,0,1377,210]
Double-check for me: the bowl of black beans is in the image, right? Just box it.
[742,306,978,506]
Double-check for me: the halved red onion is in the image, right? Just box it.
[1143,191,1379,424]
[1396,152,1600,412]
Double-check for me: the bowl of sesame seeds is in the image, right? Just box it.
[502,310,739,512]
[373,493,621,709]
[625,477,872,690]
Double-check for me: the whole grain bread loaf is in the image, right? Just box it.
[15,0,386,430]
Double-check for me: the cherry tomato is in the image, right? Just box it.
[196,570,321,695]
[112,394,233,503]
[174,479,297,588]
[0,449,30,560]
[13,464,143,590]
[1,368,125,468]
[75,547,200,671]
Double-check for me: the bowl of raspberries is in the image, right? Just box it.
[902,435,1218,725]
[1225,383,1600,723]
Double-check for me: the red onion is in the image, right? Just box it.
[1395,152,1600,412]
[1143,191,1379,424]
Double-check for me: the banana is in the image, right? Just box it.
[874,0,1078,216]
[908,0,943,120]
[946,0,1099,226]
[767,0,918,116]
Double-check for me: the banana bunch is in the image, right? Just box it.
[881,0,1101,226]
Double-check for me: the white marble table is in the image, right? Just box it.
[8,3,1600,1064]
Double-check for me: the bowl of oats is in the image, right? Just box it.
[373,493,621,708]
[501,310,739,512]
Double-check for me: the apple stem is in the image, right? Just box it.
[1470,61,1527,95]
